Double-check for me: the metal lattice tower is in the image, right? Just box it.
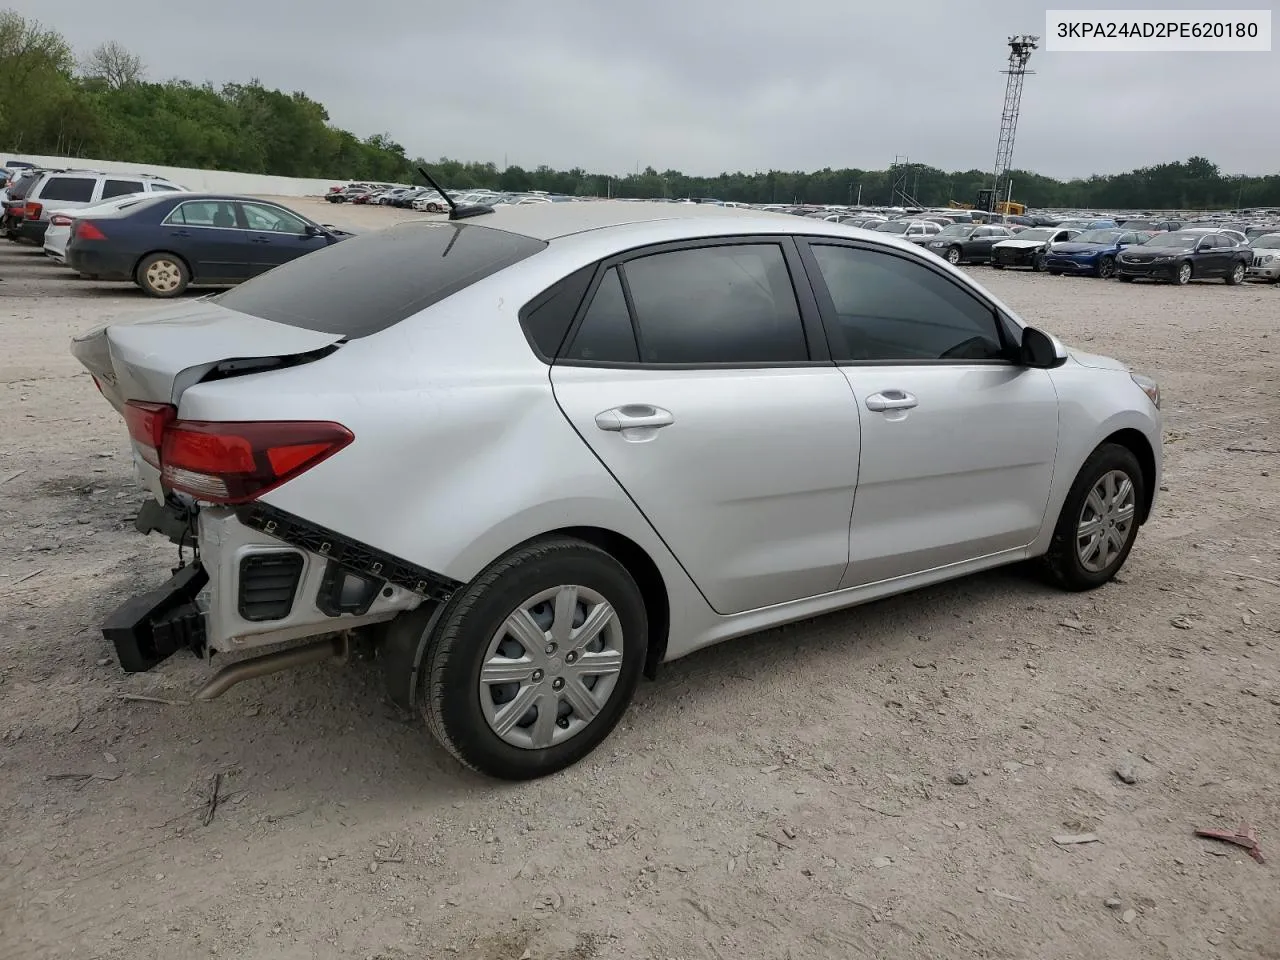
[986,34,1037,211]
[888,154,923,209]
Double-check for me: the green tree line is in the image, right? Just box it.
[3,10,1277,210]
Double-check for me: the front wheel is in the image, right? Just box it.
[420,537,647,780]
[1175,261,1193,285]
[1043,443,1145,591]
[135,252,189,297]
[1225,262,1245,285]
[945,245,962,265]
[1097,255,1115,279]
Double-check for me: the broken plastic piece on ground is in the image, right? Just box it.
[1194,822,1265,864]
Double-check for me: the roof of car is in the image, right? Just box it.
[479,200,791,241]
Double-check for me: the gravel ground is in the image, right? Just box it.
[1,200,1278,960]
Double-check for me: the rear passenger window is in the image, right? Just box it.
[101,179,143,199]
[39,177,95,202]
[520,266,593,360]
[620,244,808,364]
[566,268,637,363]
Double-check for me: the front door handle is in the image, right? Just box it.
[594,404,675,432]
[251,236,270,243]
[865,390,918,412]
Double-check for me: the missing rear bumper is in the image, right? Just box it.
[101,564,208,672]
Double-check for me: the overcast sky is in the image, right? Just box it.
[10,0,1277,179]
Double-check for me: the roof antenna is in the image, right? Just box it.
[417,165,494,221]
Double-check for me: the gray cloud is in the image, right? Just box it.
[9,0,1276,177]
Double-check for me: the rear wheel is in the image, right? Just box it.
[420,537,647,780]
[1175,261,1193,285]
[1043,443,1145,591]
[135,252,189,297]
[1032,252,1047,272]
[1225,262,1245,285]
[1097,255,1116,279]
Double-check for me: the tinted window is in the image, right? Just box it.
[166,200,238,228]
[101,179,143,199]
[565,268,638,362]
[810,244,1005,363]
[520,265,594,359]
[213,221,547,338]
[620,244,808,364]
[240,201,309,234]
[149,183,180,192]
[39,177,95,202]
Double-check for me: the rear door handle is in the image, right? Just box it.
[171,230,190,238]
[865,390,918,412]
[594,404,675,432]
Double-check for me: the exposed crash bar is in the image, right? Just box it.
[193,634,348,701]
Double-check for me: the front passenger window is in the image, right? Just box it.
[809,244,1006,363]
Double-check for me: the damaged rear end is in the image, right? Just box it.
[71,299,428,698]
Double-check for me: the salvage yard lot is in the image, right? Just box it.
[1,202,1278,960]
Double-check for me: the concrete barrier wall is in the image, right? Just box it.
[1,152,342,197]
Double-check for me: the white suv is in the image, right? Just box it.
[14,170,186,245]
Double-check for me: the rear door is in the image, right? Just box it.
[161,199,251,282]
[549,237,862,615]
[798,238,1059,586]
[237,201,327,276]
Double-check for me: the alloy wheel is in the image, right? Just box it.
[479,584,625,749]
[946,246,961,265]
[1178,262,1192,284]
[1075,469,1136,573]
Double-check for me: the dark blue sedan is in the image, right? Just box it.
[1043,228,1154,279]
[65,193,355,297]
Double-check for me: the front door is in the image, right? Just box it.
[550,239,861,615]
[238,201,327,276]
[161,199,251,283]
[800,238,1060,586]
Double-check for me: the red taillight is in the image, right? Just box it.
[75,220,107,241]
[50,214,73,227]
[124,401,352,503]
[24,200,42,220]
[161,419,353,504]
[124,401,177,468]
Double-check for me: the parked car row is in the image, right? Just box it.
[5,175,356,297]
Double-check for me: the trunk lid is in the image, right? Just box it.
[71,298,345,412]
[71,298,344,501]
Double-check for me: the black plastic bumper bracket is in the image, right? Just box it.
[101,564,208,672]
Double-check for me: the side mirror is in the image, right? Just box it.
[304,223,330,238]
[1020,326,1068,369]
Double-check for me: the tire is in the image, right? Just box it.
[135,252,189,297]
[1032,252,1047,272]
[1225,262,1245,285]
[991,262,1005,270]
[945,246,962,265]
[426,202,443,213]
[1043,443,1145,591]
[1175,261,1192,285]
[420,537,647,780]
[1097,255,1115,279]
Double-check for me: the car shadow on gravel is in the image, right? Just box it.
[71,560,1058,809]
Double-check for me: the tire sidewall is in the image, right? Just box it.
[1051,444,1146,588]
[426,543,647,779]
[1098,256,1115,278]
[1227,263,1244,285]
[1176,262,1192,285]
[946,246,961,265]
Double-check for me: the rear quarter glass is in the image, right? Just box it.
[212,220,548,339]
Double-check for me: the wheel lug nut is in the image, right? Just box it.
[532,669,544,682]
[552,677,564,690]
[565,651,577,664]
[544,643,556,655]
